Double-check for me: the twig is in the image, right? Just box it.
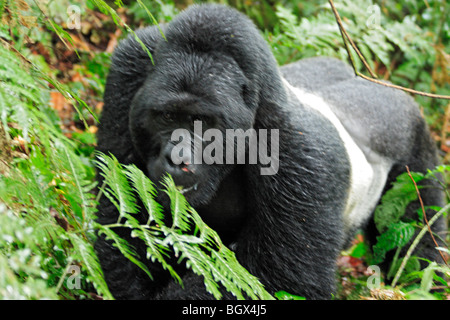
[358,73,450,100]
[95,180,106,204]
[0,38,32,65]
[55,257,74,294]
[391,203,450,287]
[328,0,357,76]
[328,0,377,78]
[405,166,448,266]
[328,0,450,100]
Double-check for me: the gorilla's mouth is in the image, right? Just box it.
[179,182,199,194]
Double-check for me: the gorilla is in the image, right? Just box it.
[95,4,446,299]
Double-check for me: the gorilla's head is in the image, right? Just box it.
[127,4,283,208]
[129,49,254,207]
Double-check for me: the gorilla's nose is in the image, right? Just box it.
[163,143,192,171]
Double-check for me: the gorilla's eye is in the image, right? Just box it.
[162,112,175,122]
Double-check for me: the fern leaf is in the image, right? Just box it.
[161,175,191,232]
[373,221,415,264]
[124,213,182,284]
[97,224,152,279]
[125,164,164,225]
[374,171,424,233]
[56,142,95,224]
[211,249,268,300]
[96,153,139,219]
[97,153,272,300]
[68,233,113,299]
[165,230,222,299]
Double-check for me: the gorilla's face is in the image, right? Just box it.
[129,51,254,207]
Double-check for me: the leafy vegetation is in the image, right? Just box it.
[0,0,448,300]
[97,153,273,300]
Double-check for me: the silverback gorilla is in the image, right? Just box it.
[95,4,446,299]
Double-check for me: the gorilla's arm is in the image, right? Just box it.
[232,99,351,299]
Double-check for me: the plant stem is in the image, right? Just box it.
[406,166,448,266]
[391,203,450,287]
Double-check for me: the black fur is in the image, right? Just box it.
[95,4,446,299]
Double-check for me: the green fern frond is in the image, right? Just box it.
[97,224,152,280]
[123,212,181,283]
[97,152,273,300]
[164,230,222,298]
[373,221,415,264]
[374,171,424,233]
[56,142,95,222]
[211,249,273,300]
[161,175,192,232]
[68,233,113,299]
[125,164,164,225]
[96,153,139,220]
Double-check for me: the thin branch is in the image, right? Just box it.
[55,257,74,294]
[0,38,32,65]
[358,74,450,100]
[328,0,450,100]
[328,0,377,78]
[405,166,448,266]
